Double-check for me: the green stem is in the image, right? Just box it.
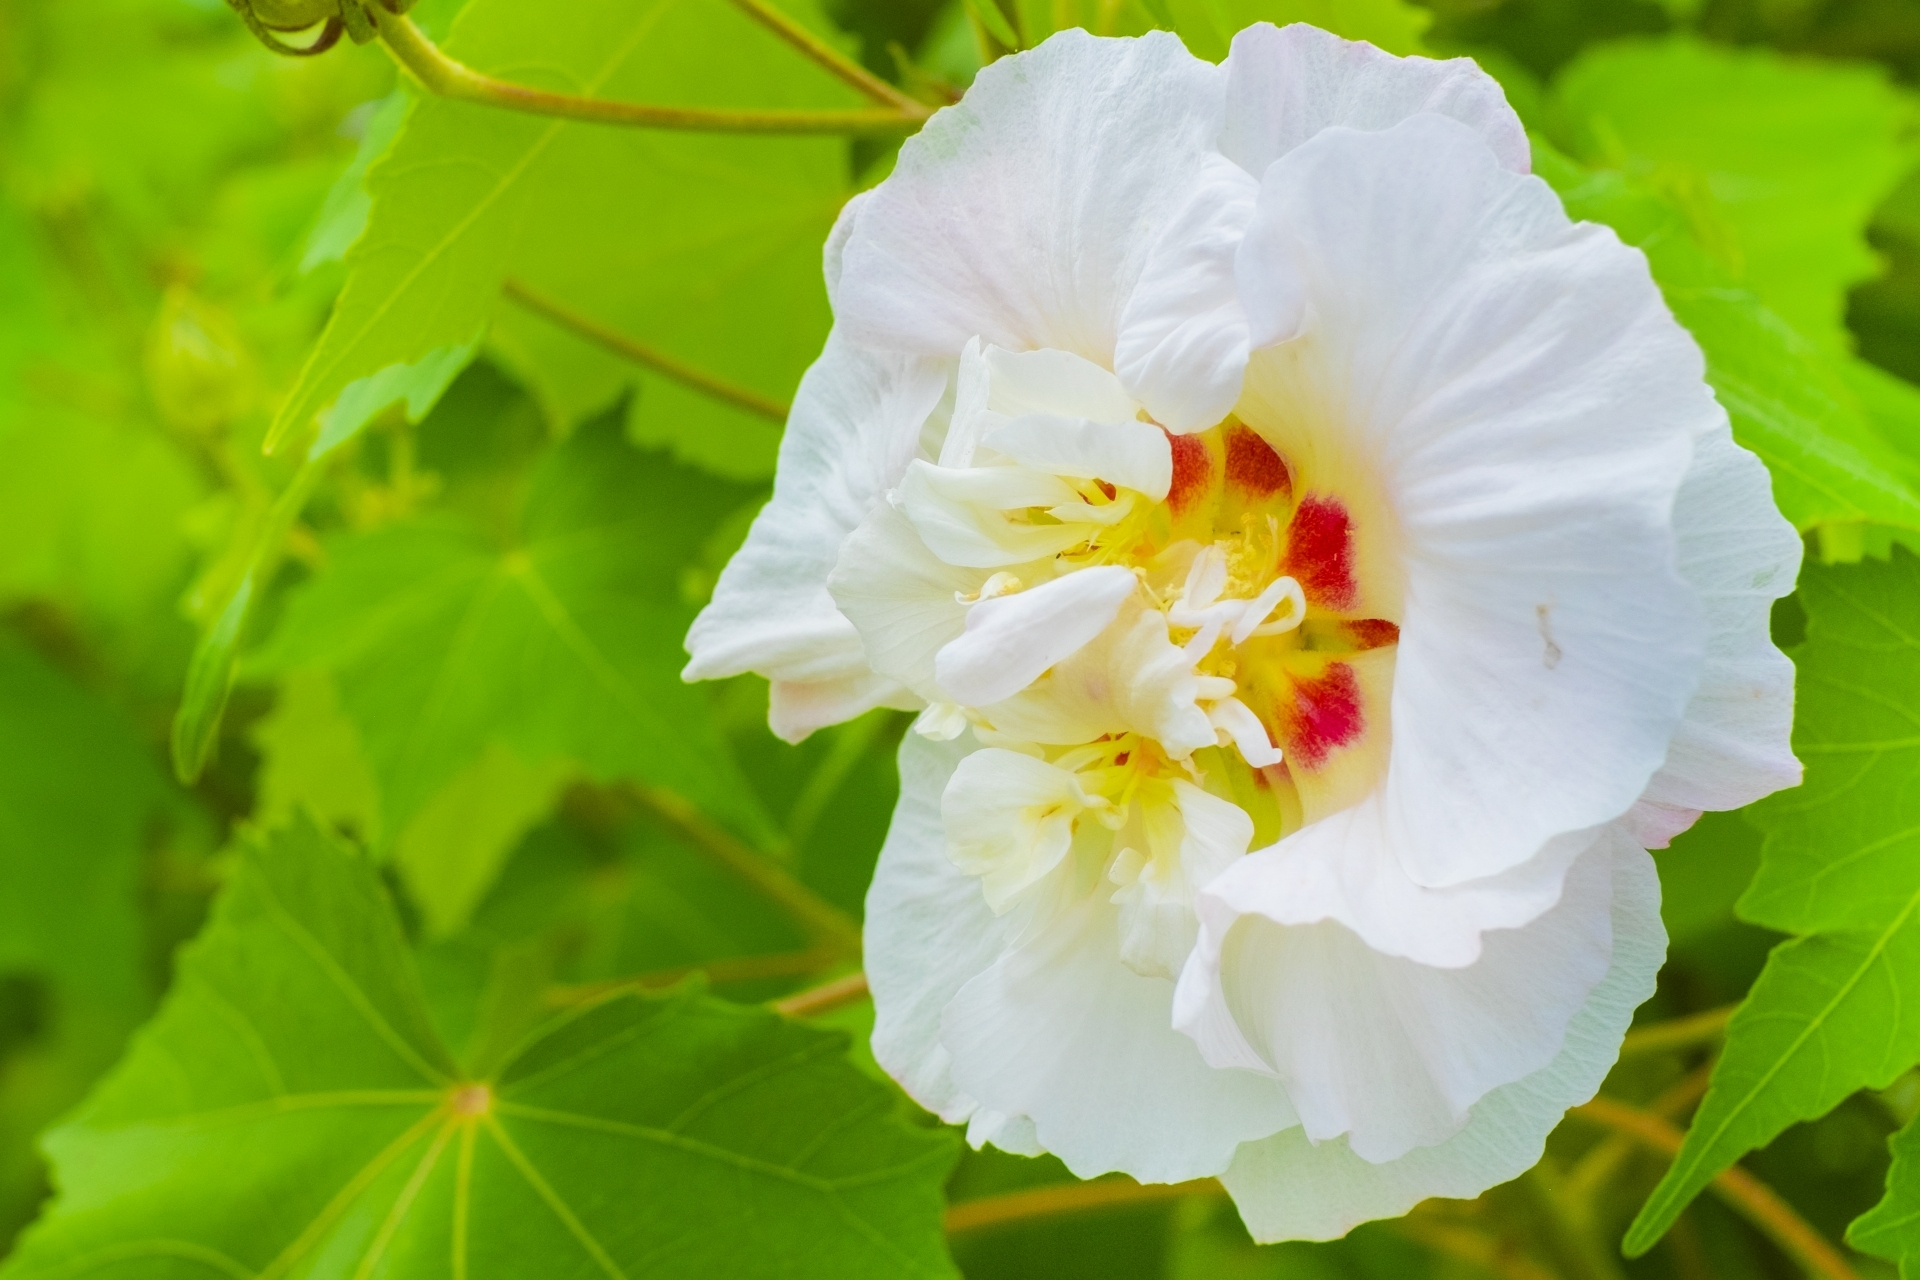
[946,1178,1558,1280]
[1618,1005,1735,1059]
[1571,1097,1860,1280]
[544,948,840,1006]
[946,1178,1220,1234]
[375,11,926,135]
[171,458,327,782]
[1389,1216,1561,1280]
[771,971,868,1018]
[784,710,895,847]
[1517,1161,1630,1280]
[727,0,927,113]
[500,280,789,423]
[1567,1064,1714,1202]
[632,785,862,958]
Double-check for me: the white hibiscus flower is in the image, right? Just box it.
[682,22,1801,1241]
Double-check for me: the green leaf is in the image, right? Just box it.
[301,91,412,275]
[0,207,206,645]
[250,416,778,849]
[2,818,959,1278]
[962,0,1021,49]
[0,639,174,1245]
[0,408,206,636]
[1624,549,1920,1253]
[0,640,166,1011]
[1154,0,1432,62]
[1536,144,1920,539]
[1653,809,1763,948]
[1852,1111,1920,1275]
[392,743,573,940]
[253,672,569,937]
[171,460,325,784]
[5,0,276,235]
[311,338,483,462]
[270,0,860,467]
[251,669,387,846]
[1550,36,1918,352]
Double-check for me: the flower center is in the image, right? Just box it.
[954,414,1399,829]
[851,342,1405,971]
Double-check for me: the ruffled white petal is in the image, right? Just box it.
[943,892,1296,1183]
[1217,836,1664,1242]
[1189,804,1596,969]
[981,602,1217,753]
[1219,23,1530,182]
[899,460,1087,567]
[1628,424,1802,843]
[943,748,1100,911]
[1176,829,1623,1162]
[869,733,1297,1182]
[822,191,870,308]
[984,416,1173,500]
[936,566,1138,706]
[767,672,918,745]
[1114,153,1260,431]
[829,500,993,703]
[836,30,1223,369]
[980,345,1140,424]
[1235,113,1712,888]
[1111,780,1253,980]
[683,333,947,695]
[866,733,1016,1120]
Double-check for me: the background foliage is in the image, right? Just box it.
[2,0,1920,1275]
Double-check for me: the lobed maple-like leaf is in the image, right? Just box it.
[1,819,958,1279]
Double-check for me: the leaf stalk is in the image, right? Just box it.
[374,11,928,135]
[726,0,927,113]
[1617,1005,1735,1059]
[945,1177,1219,1234]
[1571,1096,1860,1280]
[946,1179,1559,1280]
[501,279,790,423]
[771,971,868,1018]
[632,785,863,958]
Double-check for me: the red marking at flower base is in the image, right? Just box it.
[1225,424,1290,499]
[1286,496,1358,612]
[1167,431,1212,516]
[1279,662,1364,771]
[1343,619,1400,651]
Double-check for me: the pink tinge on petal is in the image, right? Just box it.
[1276,662,1365,771]
[1285,495,1358,613]
[1225,422,1292,500]
[1167,430,1215,517]
[1620,799,1704,850]
[769,674,919,745]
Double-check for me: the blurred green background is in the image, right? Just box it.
[3,0,1920,1275]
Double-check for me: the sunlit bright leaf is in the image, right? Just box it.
[1551,36,1918,352]
[1626,549,1920,1253]
[1,819,958,1279]
[272,0,861,469]
[1853,1109,1920,1276]
[1538,144,1920,540]
[250,416,778,848]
